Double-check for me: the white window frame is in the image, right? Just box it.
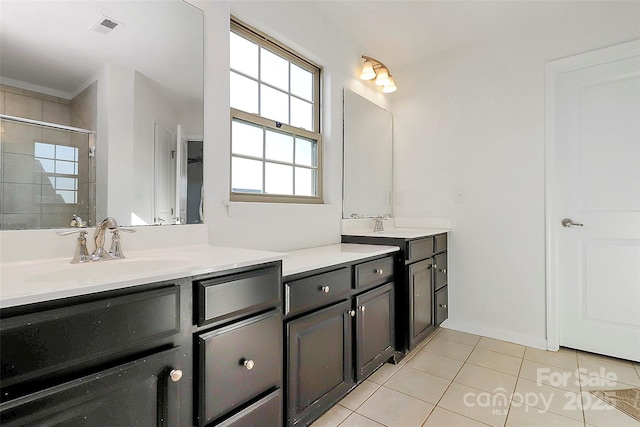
[230,19,323,204]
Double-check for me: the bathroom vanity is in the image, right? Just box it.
[342,229,449,359]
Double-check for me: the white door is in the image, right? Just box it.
[154,123,176,225]
[176,125,188,224]
[548,40,640,362]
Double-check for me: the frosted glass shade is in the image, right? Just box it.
[360,60,376,80]
[382,76,397,93]
[375,67,390,86]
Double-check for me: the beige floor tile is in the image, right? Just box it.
[367,362,401,385]
[577,352,640,387]
[339,380,380,411]
[454,363,518,395]
[436,328,482,346]
[513,378,583,422]
[406,349,464,380]
[477,337,525,358]
[422,336,476,361]
[506,402,584,427]
[437,382,509,427]
[519,359,581,393]
[524,347,578,371]
[423,407,491,426]
[384,366,451,404]
[467,347,523,376]
[355,386,434,427]
[310,404,352,427]
[581,391,640,427]
[338,412,385,427]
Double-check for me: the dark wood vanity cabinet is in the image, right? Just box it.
[342,232,448,356]
[0,281,191,427]
[284,255,395,427]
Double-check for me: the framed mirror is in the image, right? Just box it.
[0,0,204,229]
[342,88,393,219]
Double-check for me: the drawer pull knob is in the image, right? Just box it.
[374,269,384,275]
[433,264,437,269]
[243,359,255,370]
[321,285,330,293]
[169,369,183,382]
[440,268,447,274]
[360,306,366,312]
[439,304,448,309]
[349,309,356,317]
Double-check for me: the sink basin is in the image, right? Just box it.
[24,258,190,284]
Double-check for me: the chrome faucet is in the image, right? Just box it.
[373,214,392,232]
[93,217,119,260]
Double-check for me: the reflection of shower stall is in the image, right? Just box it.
[0,114,95,230]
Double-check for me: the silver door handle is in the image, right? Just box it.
[561,218,584,227]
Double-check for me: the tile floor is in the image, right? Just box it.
[311,328,640,427]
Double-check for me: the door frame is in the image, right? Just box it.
[545,39,640,351]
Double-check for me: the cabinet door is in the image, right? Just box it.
[287,301,354,427]
[355,283,395,381]
[409,259,434,349]
[0,347,182,427]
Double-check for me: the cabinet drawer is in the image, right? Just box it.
[198,311,282,425]
[407,237,434,262]
[435,286,448,326]
[0,286,180,389]
[435,233,447,253]
[216,389,282,427]
[355,256,394,291]
[434,252,448,291]
[196,265,280,326]
[285,267,350,317]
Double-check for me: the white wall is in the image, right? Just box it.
[393,3,640,348]
[190,0,391,252]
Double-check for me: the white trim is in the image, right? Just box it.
[441,319,548,350]
[544,39,640,352]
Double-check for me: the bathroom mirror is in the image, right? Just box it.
[0,0,204,229]
[343,88,393,219]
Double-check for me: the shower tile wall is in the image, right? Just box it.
[0,84,96,230]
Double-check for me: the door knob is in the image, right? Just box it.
[561,218,584,227]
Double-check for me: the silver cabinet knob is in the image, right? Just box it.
[440,268,447,274]
[169,369,183,382]
[439,304,447,309]
[321,285,330,293]
[360,306,366,312]
[374,268,384,275]
[433,264,437,269]
[349,309,356,317]
[243,359,255,370]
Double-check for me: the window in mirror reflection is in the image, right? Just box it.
[230,19,322,203]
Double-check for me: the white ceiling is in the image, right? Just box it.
[307,0,640,70]
[0,0,202,102]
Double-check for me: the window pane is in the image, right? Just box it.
[232,157,263,193]
[230,32,258,78]
[295,167,315,196]
[291,64,313,102]
[56,145,75,161]
[260,85,289,124]
[232,120,263,157]
[37,158,55,173]
[56,160,75,174]
[295,137,316,167]
[265,130,293,163]
[230,72,259,114]
[290,98,313,131]
[56,190,76,204]
[35,142,55,158]
[56,177,77,190]
[265,162,292,195]
[260,48,288,91]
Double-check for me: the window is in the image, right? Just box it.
[230,20,322,203]
[34,142,79,204]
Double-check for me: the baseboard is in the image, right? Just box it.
[440,319,548,350]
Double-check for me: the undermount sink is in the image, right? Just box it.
[24,258,189,284]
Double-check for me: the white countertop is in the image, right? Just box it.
[342,227,449,239]
[282,243,399,277]
[0,245,285,308]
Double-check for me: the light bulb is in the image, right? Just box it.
[360,60,376,80]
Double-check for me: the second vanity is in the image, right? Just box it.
[0,230,416,427]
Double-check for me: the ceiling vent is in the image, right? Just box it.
[89,15,123,35]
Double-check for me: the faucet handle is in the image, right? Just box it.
[56,230,91,263]
[108,227,136,259]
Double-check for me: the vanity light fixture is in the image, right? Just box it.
[360,55,397,93]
